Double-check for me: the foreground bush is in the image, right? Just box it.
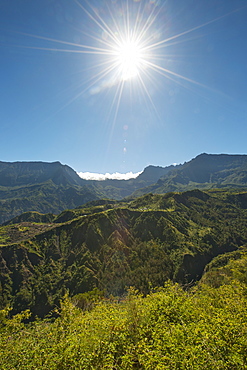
[1,281,247,369]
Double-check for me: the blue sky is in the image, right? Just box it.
[1,0,247,176]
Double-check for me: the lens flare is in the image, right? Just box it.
[114,39,144,80]
[15,0,238,122]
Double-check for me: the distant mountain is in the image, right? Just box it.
[0,161,104,224]
[132,153,247,196]
[135,164,179,182]
[1,154,247,224]
[91,164,178,199]
[0,160,85,187]
[0,161,176,223]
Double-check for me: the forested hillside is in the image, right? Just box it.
[1,189,247,317]
[0,160,178,223]
[0,161,105,224]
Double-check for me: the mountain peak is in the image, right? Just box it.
[137,164,178,183]
[0,160,84,187]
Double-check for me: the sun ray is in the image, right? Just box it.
[132,1,143,41]
[74,0,121,47]
[126,0,130,40]
[134,3,161,45]
[10,0,244,128]
[137,72,160,120]
[112,79,125,126]
[84,62,120,93]
[16,30,113,54]
[70,0,229,121]
[144,59,209,89]
[105,3,124,44]
[10,44,113,55]
[143,7,246,53]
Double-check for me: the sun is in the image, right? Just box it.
[114,39,144,81]
[20,0,216,120]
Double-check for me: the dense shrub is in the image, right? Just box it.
[1,280,247,369]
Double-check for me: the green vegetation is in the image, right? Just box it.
[0,278,247,369]
[1,187,247,368]
[1,154,247,224]
[0,181,105,224]
[1,189,247,318]
[2,157,247,367]
[131,153,247,197]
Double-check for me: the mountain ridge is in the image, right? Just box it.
[0,160,86,187]
[132,153,247,196]
[1,153,247,224]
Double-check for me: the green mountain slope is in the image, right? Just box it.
[0,161,107,224]
[0,161,177,223]
[91,164,179,199]
[132,153,247,196]
[0,160,85,187]
[0,181,106,224]
[1,189,247,317]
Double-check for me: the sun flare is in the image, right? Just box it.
[114,39,144,81]
[20,0,223,121]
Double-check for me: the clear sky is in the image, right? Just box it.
[1,0,247,176]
